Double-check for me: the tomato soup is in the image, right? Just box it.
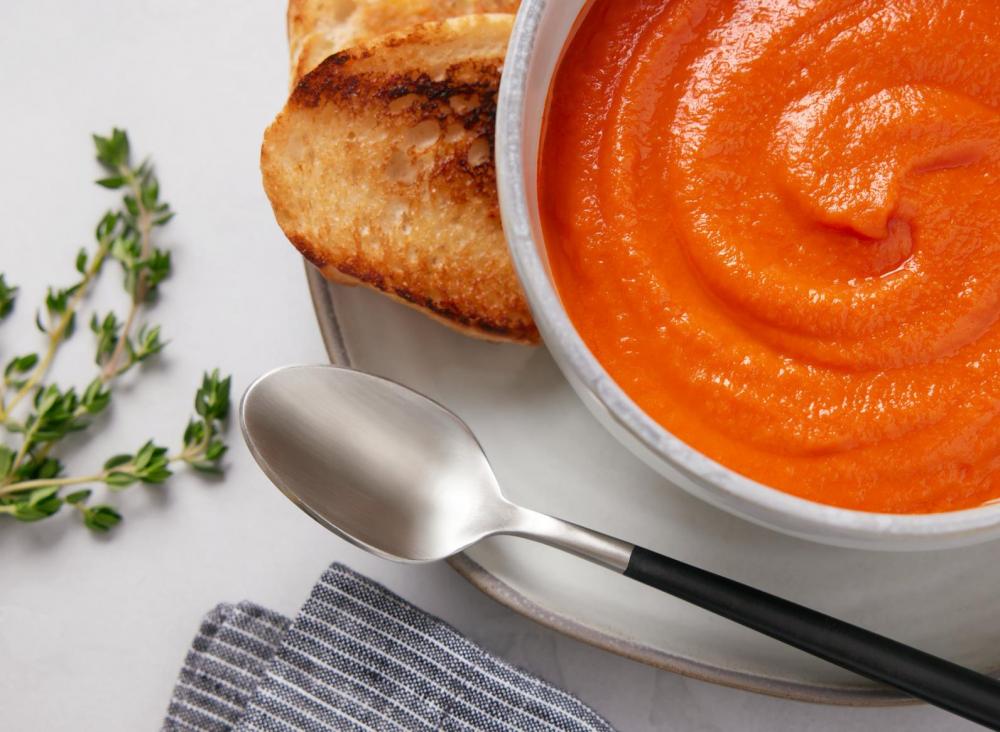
[539,0,1000,513]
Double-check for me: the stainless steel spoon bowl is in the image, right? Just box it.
[240,364,632,568]
[241,365,1000,729]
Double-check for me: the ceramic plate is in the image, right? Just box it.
[306,266,1000,705]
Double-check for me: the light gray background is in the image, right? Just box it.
[0,2,980,730]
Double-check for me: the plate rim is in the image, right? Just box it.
[304,263,922,707]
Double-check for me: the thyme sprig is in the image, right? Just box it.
[0,130,230,533]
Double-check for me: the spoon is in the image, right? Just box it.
[241,364,1000,730]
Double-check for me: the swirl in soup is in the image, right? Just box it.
[539,0,1000,513]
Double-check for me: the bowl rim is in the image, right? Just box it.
[495,0,1000,545]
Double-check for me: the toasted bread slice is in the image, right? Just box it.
[288,0,521,84]
[262,15,538,343]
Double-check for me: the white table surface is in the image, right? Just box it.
[0,2,981,730]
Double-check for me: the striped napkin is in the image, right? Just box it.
[163,563,615,732]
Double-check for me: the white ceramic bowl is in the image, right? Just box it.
[495,0,1000,551]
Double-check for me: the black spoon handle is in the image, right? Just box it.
[625,546,1000,730]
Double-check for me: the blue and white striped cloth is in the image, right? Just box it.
[163,564,615,732]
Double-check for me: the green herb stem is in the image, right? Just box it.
[0,441,217,499]
[122,164,154,297]
[99,297,140,382]
[27,397,97,464]
[97,166,156,382]
[0,243,109,420]
[0,473,101,497]
[7,419,42,480]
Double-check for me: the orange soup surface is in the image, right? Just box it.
[540,0,1000,513]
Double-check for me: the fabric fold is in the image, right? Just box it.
[163,563,613,732]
